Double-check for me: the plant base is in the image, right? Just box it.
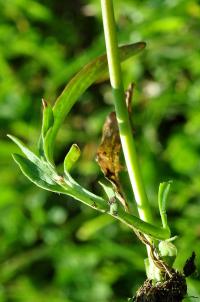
[134,271,187,302]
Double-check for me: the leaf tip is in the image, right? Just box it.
[64,143,81,174]
[42,98,48,109]
[7,134,13,140]
[7,134,18,145]
[140,41,147,49]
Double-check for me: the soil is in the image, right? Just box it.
[134,271,187,302]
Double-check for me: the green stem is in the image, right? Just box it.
[60,175,169,240]
[101,0,152,224]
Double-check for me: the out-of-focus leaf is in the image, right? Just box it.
[165,134,199,175]
[147,17,184,33]
[76,215,113,241]
[22,1,52,21]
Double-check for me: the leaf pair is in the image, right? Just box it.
[8,135,65,194]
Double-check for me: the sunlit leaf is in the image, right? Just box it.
[41,99,54,139]
[99,181,115,200]
[158,181,172,229]
[64,144,81,174]
[12,154,66,194]
[45,42,146,162]
[8,134,40,165]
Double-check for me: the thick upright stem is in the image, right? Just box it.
[101,0,153,224]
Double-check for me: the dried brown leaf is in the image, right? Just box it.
[96,84,135,212]
[97,111,121,183]
[97,112,129,211]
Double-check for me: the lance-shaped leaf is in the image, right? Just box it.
[8,134,41,165]
[8,135,62,191]
[158,181,172,229]
[44,42,146,162]
[41,99,54,139]
[12,154,67,194]
[38,100,54,161]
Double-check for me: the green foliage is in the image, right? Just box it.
[1,0,200,301]
[158,181,172,230]
[9,42,172,240]
[64,144,81,174]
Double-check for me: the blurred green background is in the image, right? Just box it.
[0,0,200,301]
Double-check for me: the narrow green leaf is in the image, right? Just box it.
[45,42,146,162]
[117,208,170,240]
[41,99,54,138]
[8,135,40,165]
[12,153,66,194]
[99,181,115,199]
[64,144,81,174]
[43,126,54,164]
[8,134,64,190]
[37,100,55,163]
[158,181,172,229]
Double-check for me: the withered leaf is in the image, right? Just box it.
[97,111,121,183]
[97,111,129,211]
[97,84,135,212]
